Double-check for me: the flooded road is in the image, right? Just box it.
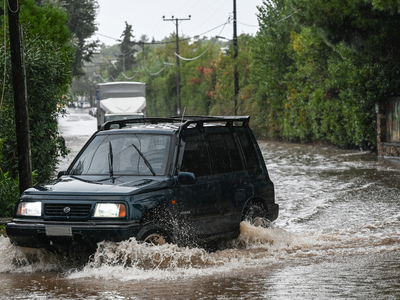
[1,109,399,299]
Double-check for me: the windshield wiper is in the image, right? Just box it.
[131,143,156,176]
[108,141,114,178]
[70,175,120,184]
[69,175,96,184]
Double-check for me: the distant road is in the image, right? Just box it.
[57,108,97,172]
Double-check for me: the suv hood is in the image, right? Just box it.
[24,175,174,196]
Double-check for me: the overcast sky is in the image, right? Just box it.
[94,0,263,45]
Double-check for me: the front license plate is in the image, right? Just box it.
[45,226,72,237]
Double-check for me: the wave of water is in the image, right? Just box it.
[1,218,398,281]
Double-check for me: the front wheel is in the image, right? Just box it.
[243,204,272,228]
[136,224,172,246]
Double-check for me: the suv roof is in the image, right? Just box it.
[99,116,250,132]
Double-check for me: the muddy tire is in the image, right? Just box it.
[243,204,272,228]
[136,224,172,245]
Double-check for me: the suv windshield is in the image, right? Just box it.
[69,133,171,176]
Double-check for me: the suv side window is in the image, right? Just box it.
[224,133,243,172]
[237,130,260,170]
[207,134,230,174]
[207,133,243,174]
[180,134,212,177]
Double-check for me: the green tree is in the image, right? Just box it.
[250,0,400,149]
[251,0,297,139]
[287,0,400,148]
[206,35,256,118]
[118,22,137,73]
[180,37,220,116]
[63,0,99,77]
[0,0,73,184]
[369,0,400,13]
[141,36,179,117]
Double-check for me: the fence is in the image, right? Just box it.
[377,97,400,157]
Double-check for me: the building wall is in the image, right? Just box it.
[377,97,400,157]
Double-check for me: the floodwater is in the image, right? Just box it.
[1,109,399,299]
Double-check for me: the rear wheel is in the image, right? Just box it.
[243,204,272,228]
[137,224,172,245]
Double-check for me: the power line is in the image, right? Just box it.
[149,63,172,76]
[237,20,258,28]
[94,17,233,46]
[173,16,230,62]
[92,61,172,82]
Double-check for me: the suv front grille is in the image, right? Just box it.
[44,203,92,217]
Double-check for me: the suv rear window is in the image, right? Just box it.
[237,131,260,170]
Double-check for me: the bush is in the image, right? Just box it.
[0,169,20,218]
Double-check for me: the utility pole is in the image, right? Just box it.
[233,0,239,116]
[163,15,191,116]
[140,41,145,63]
[8,0,33,194]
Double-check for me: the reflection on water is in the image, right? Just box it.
[1,141,399,299]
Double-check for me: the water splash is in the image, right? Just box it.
[1,216,399,280]
[0,236,61,273]
[66,222,321,281]
[87,238,216,270]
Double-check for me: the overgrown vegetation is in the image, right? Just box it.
[251,0,400,149]
[1,0,74,182]
[0,139,19,218]
[0,0,75,217]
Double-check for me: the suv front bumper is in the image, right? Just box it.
[6,219,141,249]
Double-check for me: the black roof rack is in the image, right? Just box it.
[99,116,250,131]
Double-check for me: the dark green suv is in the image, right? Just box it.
[7,116,278,250]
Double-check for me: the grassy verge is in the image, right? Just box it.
[0,219,11,236]
[0,224,6,236]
